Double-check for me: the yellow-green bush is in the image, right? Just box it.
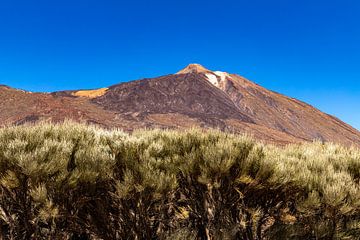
[0,122,359,239]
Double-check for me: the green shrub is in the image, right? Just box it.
[0,122,359,239]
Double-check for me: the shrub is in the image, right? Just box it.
[0,122,359,239]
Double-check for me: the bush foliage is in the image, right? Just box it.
[0,122,359,239]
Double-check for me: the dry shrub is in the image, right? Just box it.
[0,122,359,239]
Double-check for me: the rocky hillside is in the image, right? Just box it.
[1,64,359,146]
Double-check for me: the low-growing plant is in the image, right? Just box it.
[0,122,359,239]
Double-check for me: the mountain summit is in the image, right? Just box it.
[1,64,360,146]
[177,63,211,74]
[177,64,231,89]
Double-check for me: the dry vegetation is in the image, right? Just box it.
[0,122,359,239]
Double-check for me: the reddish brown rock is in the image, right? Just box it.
[1,64,359,147]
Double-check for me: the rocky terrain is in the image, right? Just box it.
[1,64,359,146]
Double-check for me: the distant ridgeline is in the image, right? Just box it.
[0,122,359,239]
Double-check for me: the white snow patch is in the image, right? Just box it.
[214,71,229,82]
[205,73,219,86]
[205,71,231,88]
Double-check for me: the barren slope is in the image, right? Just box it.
[1,63,360,147]
[186,66,360,146]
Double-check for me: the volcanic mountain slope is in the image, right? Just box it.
[1,64,360,146]
[176,64,360,145]
[0,85,142,131]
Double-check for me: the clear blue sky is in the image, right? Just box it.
[1,0,359,130]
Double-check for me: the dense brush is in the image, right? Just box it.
[0,122,359,239]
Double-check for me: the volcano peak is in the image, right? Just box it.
[176,63,211,74]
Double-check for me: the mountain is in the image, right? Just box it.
[1,64,360,146]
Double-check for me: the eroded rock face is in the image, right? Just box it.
[1,64,360,147]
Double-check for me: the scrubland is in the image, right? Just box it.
[0,122,359,239]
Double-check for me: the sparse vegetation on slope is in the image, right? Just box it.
[0,122,359,239]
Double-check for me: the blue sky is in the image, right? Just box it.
[0,0,359,129]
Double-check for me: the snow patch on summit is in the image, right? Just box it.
[214,71,229,82]
[204,71,230,88]
[205,73,219,86]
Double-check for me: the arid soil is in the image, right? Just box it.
[1,64,359,146]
